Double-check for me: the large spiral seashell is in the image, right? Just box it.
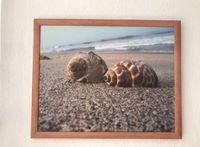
[104,60,158,87]
[67,51,108,83]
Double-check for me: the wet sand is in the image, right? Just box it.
[39,51,174,132]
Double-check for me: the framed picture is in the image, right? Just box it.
[31,19,181,138]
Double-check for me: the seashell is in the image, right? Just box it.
[66,51,108,83]
[104,60,158,87]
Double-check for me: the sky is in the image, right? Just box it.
[40,25,173,52]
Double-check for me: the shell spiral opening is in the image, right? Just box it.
[66,51,108,83]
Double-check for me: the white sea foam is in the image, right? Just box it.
[43,31,174,53]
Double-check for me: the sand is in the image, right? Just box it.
[38,51,174,132]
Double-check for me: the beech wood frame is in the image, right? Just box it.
[31,19,181,139]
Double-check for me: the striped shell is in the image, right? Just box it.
[67,51,108,83]
[104,60,158,87]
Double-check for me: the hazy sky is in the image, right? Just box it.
[40,25,173,51]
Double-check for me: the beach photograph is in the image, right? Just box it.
[38,25,175,132]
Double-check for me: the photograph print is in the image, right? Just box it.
[32,19,181,138]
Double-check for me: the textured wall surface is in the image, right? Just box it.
[1,0,200,146]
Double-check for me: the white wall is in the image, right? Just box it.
[1,0,200,146]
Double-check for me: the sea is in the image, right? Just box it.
[46,31,174,53]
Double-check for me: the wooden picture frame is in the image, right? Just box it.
[31,19,181,139]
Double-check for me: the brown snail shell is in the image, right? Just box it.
[104,60,158,87]
[66,51,108,83]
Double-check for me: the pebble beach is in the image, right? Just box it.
[38,51,175,132]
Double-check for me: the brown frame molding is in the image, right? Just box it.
[31,19,181,139]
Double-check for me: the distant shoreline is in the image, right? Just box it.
[41,50,174,55]
[41,43,174,54]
